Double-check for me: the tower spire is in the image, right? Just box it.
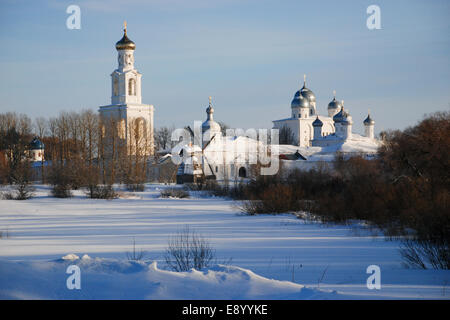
[206,96,214,121]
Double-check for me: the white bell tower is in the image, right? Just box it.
[99,22,154,156]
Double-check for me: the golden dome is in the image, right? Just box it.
[115,21,135,51]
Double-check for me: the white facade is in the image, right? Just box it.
[272,77,335,147]
[176,99,264,183]
[273,77,376,148]
[29,137,45,162]
[176,134,263,183]
[202,135,263,181]
[99,24,154,156]
[30,149,44,162]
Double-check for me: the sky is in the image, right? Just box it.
[0,0,449,135]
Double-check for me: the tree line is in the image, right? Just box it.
[0,110,180,197]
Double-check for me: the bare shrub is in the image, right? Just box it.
[200,179,247,200]
[122,159,147,192]
[51,184,72,198]
[1,191,15,200]
[184,183,201,191]
[156,162,177,184]
[126,238,146,261]
[165,226,215,271]
[400,238,449,270]
[242,183,299,214]
[160,188,189,199]
[48,165,72,198]
[86,184,118,199]
[1,184,34,200]
[8,162,34,200]
[14,180,35,200]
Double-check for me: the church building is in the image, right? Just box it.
[273,75,375,148]
[98,22,154,156]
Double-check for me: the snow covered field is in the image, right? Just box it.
[0,185,448,299]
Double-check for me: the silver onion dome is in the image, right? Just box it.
[328,97,342,111]
[291,92,310,109]
[299,74,316,104]
[201,97,221,134]
[300,85,316,104]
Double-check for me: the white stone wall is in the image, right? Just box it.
[365,125,374,139]
[273,116,335,147]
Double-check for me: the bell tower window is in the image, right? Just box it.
[113,77,119,96]
[128,78,136,96]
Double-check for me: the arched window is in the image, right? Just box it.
[238,167,247,178]
[128,78,136,96]
[134,118,146,140]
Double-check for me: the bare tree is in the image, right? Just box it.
[10,160,34,200]
[165,226,215,272]
[155,126,173,152]
[34,117,48,138]
[279,125,295,145]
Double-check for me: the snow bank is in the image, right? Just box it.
[0,258,337,300]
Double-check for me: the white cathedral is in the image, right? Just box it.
[99,22,154,156]
[272,75,375,147]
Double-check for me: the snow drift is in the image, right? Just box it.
[0,256,337,300]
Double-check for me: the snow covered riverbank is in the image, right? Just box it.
[0,184,448,299]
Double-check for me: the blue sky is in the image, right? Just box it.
[0,0,449,134]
